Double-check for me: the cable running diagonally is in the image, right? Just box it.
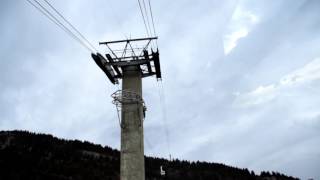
[137,0,150,37]
[26,0,64,32]
[43,0,98,52]
[26,0,95,53]
[33,0,94,52]
[147,0,158,48]
[157,81,172,161]
[141,0,152,37]
[148,0,157,37]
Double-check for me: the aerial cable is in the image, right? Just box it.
[30,0,95,53]
[26,0,62,32]
[43,0,98,52]
[157,80,172,161]
[148,0,157,36]
[33,0,95,53]
[141,0,153,37]
[147,0,158,48]
[26,0,95,53]
[142,0,156,49]
[137,0,151,37]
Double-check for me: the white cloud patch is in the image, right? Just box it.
[280,58,320,86]
[234,58,320,108]
[223,6,260,54]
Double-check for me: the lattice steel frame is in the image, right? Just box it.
[91,37,161,85]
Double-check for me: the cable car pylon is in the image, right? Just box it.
[91,36,161,180]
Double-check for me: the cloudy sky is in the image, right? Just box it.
[1,0,319,179]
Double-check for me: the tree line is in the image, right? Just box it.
[0,130,299,180]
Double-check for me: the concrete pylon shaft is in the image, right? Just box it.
[121,66,145,180]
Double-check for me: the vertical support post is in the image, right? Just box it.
[121,65,145,180]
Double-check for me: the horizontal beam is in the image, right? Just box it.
[114,55,146,61]
[106,59,151,67]
[142,72,156,78]
[114,71,155,79]
[99,37,158,45]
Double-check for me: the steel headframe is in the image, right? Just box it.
[91,37,161,85]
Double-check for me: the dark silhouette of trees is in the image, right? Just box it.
[0,130,299,180]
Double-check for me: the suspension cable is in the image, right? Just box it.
[137,0,150,37]
[43,0,98,52]
[26,0,95,53]
[147,0,158,48]
[158,80,172,161]
[148,0,157,36]
[142,0,152,38]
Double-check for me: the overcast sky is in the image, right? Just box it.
[1,0,319,179]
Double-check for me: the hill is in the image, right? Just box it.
[0,130,299,180]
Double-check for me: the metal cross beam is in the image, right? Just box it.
[99,37,157,45]
[92,36,161,85]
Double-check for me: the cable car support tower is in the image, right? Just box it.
[91,37,161,180]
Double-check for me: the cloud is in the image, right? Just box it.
[223,5,260,54]
[280,58,320,85]
[1,0,320,179]
[234,58,320,108]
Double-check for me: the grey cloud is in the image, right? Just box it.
[1,0,319,179]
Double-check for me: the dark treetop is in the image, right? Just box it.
[0,130,299,180]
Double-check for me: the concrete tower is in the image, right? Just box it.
[121,66,144,180]
[91,37,161,180]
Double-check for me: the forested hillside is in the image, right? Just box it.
[0,130,299,180]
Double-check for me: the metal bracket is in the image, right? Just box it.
[111,90,146,128]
